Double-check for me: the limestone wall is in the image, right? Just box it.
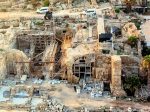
[0,27,20,49]
[111,55,126,96]
[0,51,7,80]
[121,55,139,76]
[94,55,111,81]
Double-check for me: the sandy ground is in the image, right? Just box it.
[40,83,150,111]
[0,8,150,111]
[0,110,27,112]
[0,11,44,19]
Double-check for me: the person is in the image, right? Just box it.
[44,11,53,20]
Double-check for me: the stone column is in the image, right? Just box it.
[138,40,142,58]
[16,63,22,78]
[0,54,7,80]
[111,55,126,97]
[67,65,72,82]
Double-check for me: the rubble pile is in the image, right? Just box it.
[47,98,65,112]
[0,27,18,49]
[30,97,73,112]
[1,0,150,111]
[0,20,19,29]
[122,22,140,38]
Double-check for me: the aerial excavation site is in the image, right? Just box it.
[1,0,150,111]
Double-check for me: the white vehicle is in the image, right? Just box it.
[82,9,96,16]
[36,7,49,14]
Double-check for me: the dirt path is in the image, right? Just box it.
[0,11,43,19]
[46,84,150,111]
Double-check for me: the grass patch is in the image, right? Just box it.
[0,49,4,52]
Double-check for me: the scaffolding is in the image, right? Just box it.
[16,19,60,77]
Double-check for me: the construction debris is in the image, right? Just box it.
[0,0,150,111]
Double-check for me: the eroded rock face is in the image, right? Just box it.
[0,49,29,79]
[5,49,29,77]
[122,22,140,38]
[47,98,65,112]
[0,27,19,49]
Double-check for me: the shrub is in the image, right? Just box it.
[131,19,141,30]
[0,49,4,52]
[115,8,120,13]
[123,75,141,96]
[43,0,49,7]
[127,36,138,47]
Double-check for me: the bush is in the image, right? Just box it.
[131,19,141,30]
[123,75,141,96]
[0,49,4,52]
[43,0,49,7]
[115,8,120,13]
[127,36,138,47]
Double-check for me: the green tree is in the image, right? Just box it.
[127,36,138,47]
[123,75,141,96]
[142,55,150,93]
